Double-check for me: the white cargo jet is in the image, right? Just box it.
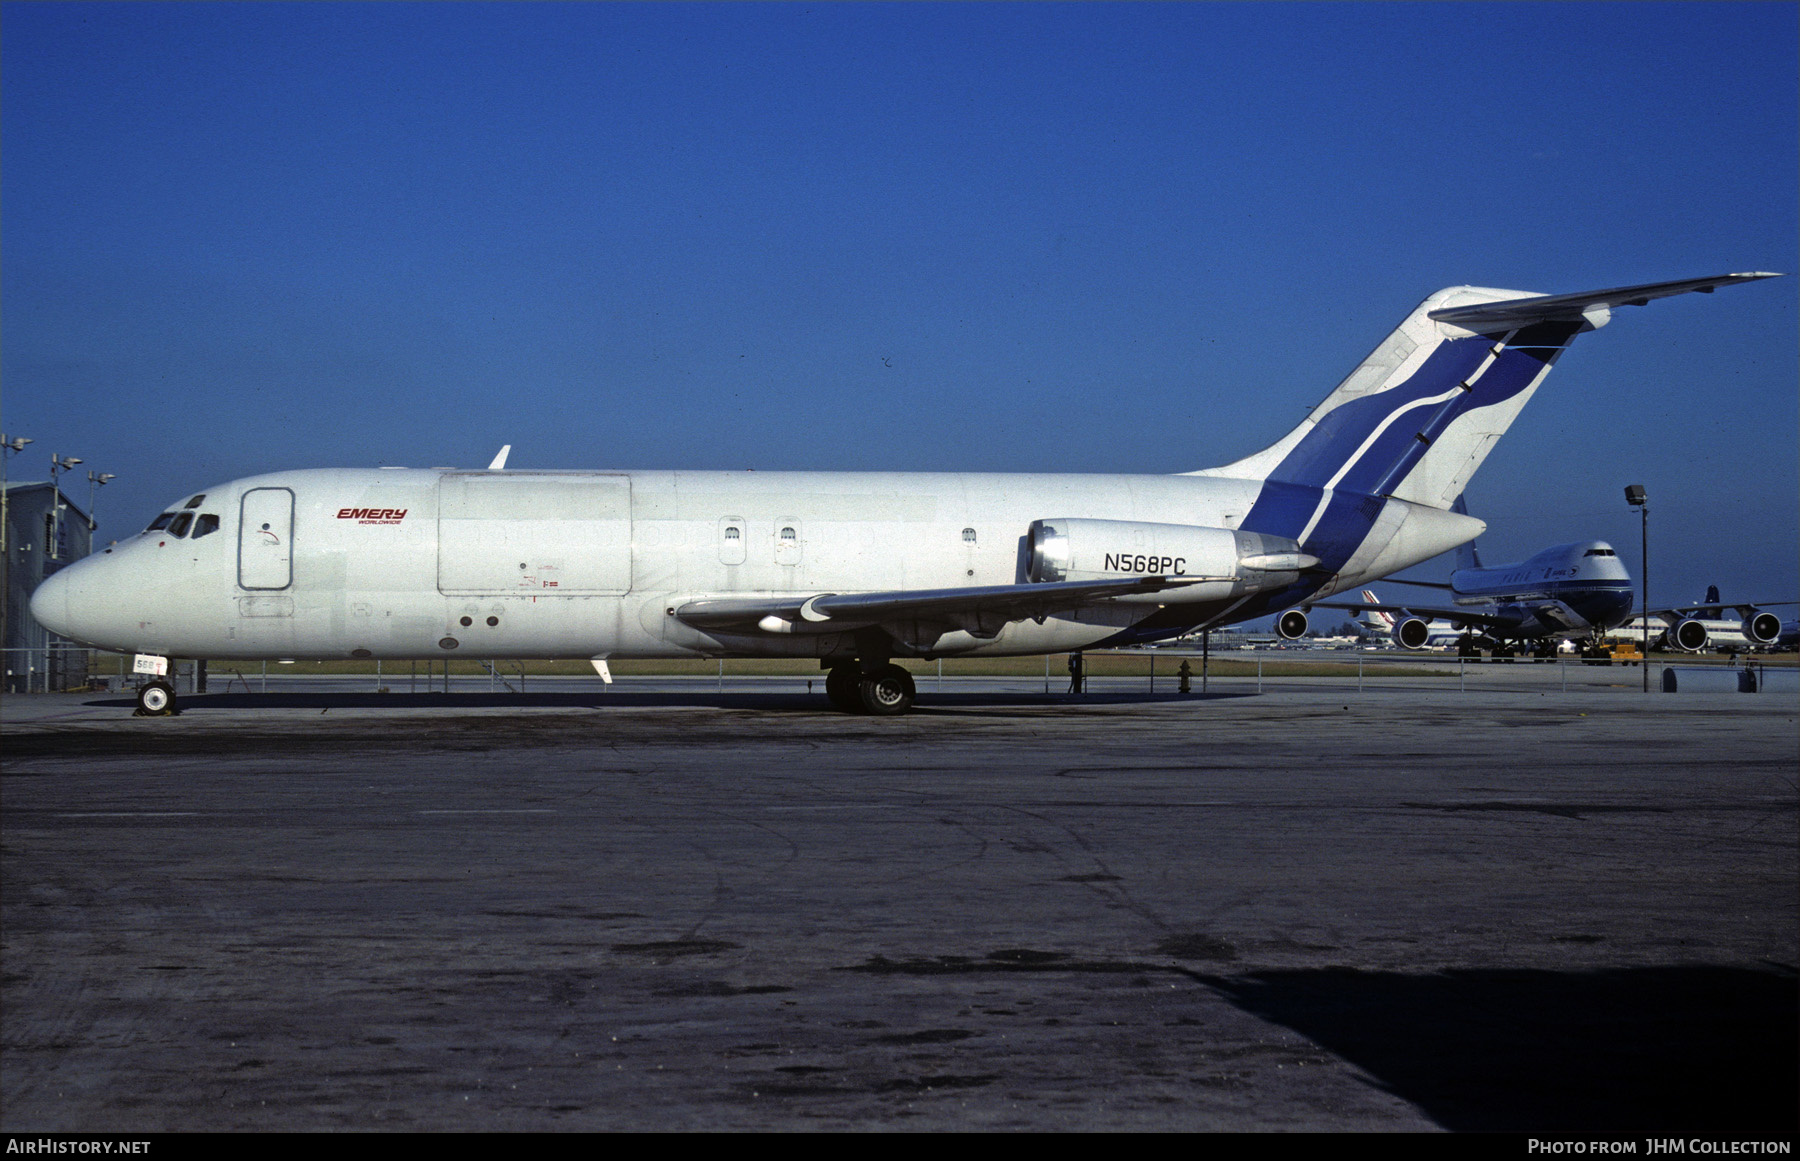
[30,273,1778,715]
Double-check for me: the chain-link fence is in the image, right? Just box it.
[2,645,95,694]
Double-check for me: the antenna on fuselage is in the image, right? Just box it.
[487,445,512,470]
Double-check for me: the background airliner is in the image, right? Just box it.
[30,273,1778,715]
[1312,529,1635,657]
[1611,586,1795,654]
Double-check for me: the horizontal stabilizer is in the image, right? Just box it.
[1427,272,1781,331]
[676,575,1204,634]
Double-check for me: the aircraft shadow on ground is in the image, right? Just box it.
[79,690,1255,714]
[1196,965,1798,1135]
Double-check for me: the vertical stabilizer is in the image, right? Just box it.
[1193,273,1779,513]
[1452,494,1483,571]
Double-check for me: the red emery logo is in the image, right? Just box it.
[337,508,408,524]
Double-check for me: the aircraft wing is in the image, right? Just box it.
[1379,578,1454,591]
[1648,600,1799,622]
[676,575,1207,636]
[1427,272,1781,330]
[1308,597,1507,631]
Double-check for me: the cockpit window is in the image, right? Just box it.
[146,512,176,532]
[192,513,221,539]
[184,494,206,509]
[167,512,194,538]
[1583,548,1615,557]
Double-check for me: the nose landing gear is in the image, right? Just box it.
[135,680,178,716]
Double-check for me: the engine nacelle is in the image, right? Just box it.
[1275,609,1309,640]
[1392,616,1432,650]
[1742,612,1782,646]
[1027,518,1318,604]
[1670,618,1709,652]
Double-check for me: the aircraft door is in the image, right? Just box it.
[238,487,294,590]
[438,473,632,594]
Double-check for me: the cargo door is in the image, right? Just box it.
[238,487,294,590]
[438,473,632,594]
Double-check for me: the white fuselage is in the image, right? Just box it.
[33,466,1467,663]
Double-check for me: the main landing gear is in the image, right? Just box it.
[824,661,916,715]
[135,680,178,716]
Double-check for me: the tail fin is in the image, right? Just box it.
[1452,494,1483,571]
[1193,273,1779,510]
[1357,589,1395,632]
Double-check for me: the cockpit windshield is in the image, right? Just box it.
[167,512,194,538]
[146,512,176,532]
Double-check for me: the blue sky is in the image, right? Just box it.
[5,2,1795,611]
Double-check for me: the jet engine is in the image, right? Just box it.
[1669,618,1709,652]
[1391,616,1432,650]
[1742,612,1782,646]
[1027,518,1318,604]
[1275,609,1309,640]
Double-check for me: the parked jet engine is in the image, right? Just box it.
[1669,618,1709,652]
[1743,612,1782,646]
[1391,616,1432,650]
[1027,518,1317,604]
[1275,610,1309,640]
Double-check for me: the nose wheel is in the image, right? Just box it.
[135,680,177,716]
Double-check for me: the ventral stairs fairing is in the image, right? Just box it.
[30,273,1779,715]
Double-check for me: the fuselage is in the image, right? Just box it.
[31,465,1475,663]
[1447,540,1634,638]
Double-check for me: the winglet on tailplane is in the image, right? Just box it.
[1193,272,1781,511]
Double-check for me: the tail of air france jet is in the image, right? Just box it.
[1194,273,1780,512]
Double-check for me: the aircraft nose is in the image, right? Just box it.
[28,566,74,639]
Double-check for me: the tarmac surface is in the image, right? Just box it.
[3,669,1796,1132]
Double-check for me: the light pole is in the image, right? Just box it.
[1625,484,1648,692]
[1,433,33,554]
[86,471,116,535]
[48,455,82,560]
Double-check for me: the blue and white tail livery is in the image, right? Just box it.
[1195,272,1777,630]
[30,272,1780,714]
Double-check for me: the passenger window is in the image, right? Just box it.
[192,514,221,539]
[167,512,194,538]
[962,527,977,543]
[146,512,176,532]
[780,527,797,541]
[184,494,206,509]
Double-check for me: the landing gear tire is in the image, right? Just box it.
[825,665,863,713]
[857,665,916,716]
[136,680,177,717]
